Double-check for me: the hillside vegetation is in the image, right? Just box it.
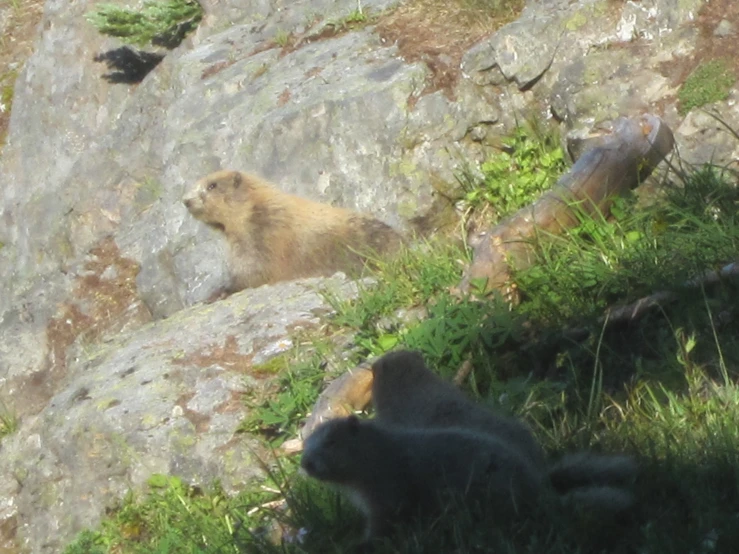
[65,123,739,553]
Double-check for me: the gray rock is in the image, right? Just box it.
[0,274,359,552]
[714,19,735,38]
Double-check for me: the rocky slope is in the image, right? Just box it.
[0,0,737,551]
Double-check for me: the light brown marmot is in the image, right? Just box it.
[182,170,403,291]
[300,415,545,545]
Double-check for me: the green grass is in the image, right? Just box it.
[63,138,739,553]
[678,58,736,115]
[63,474,278,554]
[0,403,18,442]
[273,30,291,48]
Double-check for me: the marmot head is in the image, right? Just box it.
[182,170,260,229]
[372,350,429,389]
[301,415,364,483]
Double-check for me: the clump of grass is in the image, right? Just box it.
[413,0,525,31]
[0,404,18,441]
[324,240,469,358]
[0,69,18,147]
[678,58,736,115]
[327,5,373,32]
[85,0,203,49]
[273,29,291,48]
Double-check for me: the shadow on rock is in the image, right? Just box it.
[93,47,165,84]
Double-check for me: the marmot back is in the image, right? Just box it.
[300,415,544,544]
[371,350,638,516]
[182,170,403,291]
[371,349,546,469]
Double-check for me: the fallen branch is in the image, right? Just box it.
[458,114,675,297]
[603,261,739,324]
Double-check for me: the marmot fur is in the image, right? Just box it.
[182,170,403,291]
[371,349,547,469]
[300,415,544,544]
[371,350,637,508]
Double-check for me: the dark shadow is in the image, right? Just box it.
[93,47,165,84]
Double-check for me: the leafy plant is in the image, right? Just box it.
[240,348,335,446]
[460,120,567,219]
[86,0,203,49]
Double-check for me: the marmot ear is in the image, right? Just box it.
[232,172,242,189]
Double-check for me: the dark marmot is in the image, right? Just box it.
[371,349,547,470]
[300,415,545,545]
[371,350,637,507]
[182,170,403,291]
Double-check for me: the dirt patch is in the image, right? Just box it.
[12,237,151,416]
[0,0,45,148]
[0,513,19,552]
[375,0,524,105]
[172,335,254,372]
[200,59,235,80]
[658,0,739,92]
[175,392,212,433]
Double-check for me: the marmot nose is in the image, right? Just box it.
[183,198,192,209]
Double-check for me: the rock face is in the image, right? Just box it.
[0,273,360,552]
[0,0,737,551]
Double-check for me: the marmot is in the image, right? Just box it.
[182,170,403,291]
[300,415,545,545]
[371,350,637,504]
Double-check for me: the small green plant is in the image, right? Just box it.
[240,349,331,446]
[678,58,736,115]
[273,29,291,47]
[345,8,367,24]
[85,0,203,48]
[0,404,18,441]
[0,69,18,147]
[325,241,468,353]
[460,120,567,220]
[328,6,370,31]
[0,70,15,108]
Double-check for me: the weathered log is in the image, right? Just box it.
[458,114,675,296]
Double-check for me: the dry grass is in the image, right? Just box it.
[0,0,44,147]
[376,0,524,102]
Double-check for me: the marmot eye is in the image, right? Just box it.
[207,182,217,191]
